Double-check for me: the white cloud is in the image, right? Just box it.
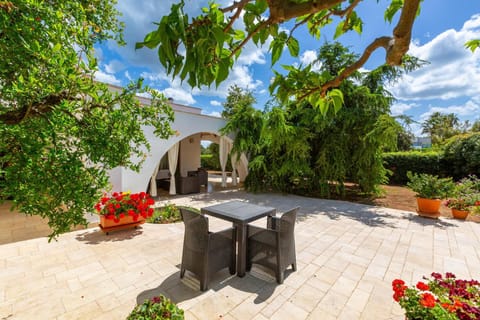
[94,70,121,85]
[300,50,322,71]
[162,87,196,105]
[388,14,480,101]
[390,102,418,116]
[105,60,125,74]
[210,100,222,107]
[419,99,480,120]
[300,50,317,65]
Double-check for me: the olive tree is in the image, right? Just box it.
[0,1,173,239]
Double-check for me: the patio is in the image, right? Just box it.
[1,189,480,319]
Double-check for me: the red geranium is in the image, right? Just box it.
[94,191,155,223]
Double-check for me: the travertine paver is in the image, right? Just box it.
[1,189,480,319]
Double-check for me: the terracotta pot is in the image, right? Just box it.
[99,215,145,234]
[451,208,469,220]
[416,197,442,218]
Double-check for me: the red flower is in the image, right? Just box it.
[419,293,436,308]
[95,191,156,223]
[392,279,405,287]
[393,292,403,302]
[416,281,429,291]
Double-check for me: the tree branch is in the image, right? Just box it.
[0,92,70,125]
[288,13,314,41]
[298,36,392,100]
[386,0,420,65]
[220,0,252,13]
[269,0,344,23]
[229,18,272,59]
[330,0,362,18]
[224,1,246,33]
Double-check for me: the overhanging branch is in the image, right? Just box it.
[298,36,392,100]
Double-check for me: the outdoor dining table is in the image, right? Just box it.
[201,200,276,277]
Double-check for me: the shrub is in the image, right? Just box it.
[383,151,444,185]
[442,133,480,180]
[444,175,480,212]
[147,204,200,224]
[406,172,454,199]
[127,295,184,320]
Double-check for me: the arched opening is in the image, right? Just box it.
[148,132,248,197]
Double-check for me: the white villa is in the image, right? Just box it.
[106,85,248,196]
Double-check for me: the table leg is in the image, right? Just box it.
[236,223,247,277]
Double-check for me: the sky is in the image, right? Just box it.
[95,0,480,136]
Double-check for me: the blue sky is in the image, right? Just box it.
[95,0,480,136]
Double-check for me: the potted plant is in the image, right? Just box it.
[392,272,480,319]
[127,295,184,320]
[444,175,480,219]
[94,191,155,233]
[406,172,454,218]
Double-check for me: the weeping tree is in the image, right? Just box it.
[0,1,174,239]
[223,43,423,196]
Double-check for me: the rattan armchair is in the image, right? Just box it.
[246,207,299,284]
[180,208,236,291]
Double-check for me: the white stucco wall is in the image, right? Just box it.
[109,110,235,193]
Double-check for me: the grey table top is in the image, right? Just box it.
[201,200,276,224]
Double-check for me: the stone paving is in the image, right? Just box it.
[1,189,480,319]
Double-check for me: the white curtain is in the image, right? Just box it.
[168,143,179,195]
[219,136,228,187]
[230,152,238,186]
[149,161,160,197]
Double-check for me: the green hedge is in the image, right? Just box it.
[383,151,445,185]
[443,133,480,180]
[200,154,232,171]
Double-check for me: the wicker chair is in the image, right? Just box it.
[246,207,299,284]
[180,208,236,291]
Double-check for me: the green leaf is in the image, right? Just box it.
[287,37,299,57]
[136,30,162,49]
[216,58,230,87]
[328,89,344,114]
[212,27,225,44]
[465,39,480,52]
[176,6,186,38]
[317,98,327,116]
[334,21,345,39]
[384,0,403,23]
[270,40,284,66]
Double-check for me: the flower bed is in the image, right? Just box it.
[392,272,480,319]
